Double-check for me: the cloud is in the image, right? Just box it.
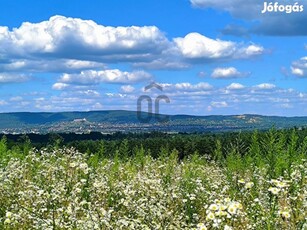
[191,0,307,36]
[211,101,228,108]
[0,15,171,73]
[190,0,262,19]
[0,73,30,83]
[0,100,8,106]
[52,83,70,90]
[252,13,307,36]
[174,33,263,61]
[7,80,306,116]
[226,83,245,90]
[53,69,152,89]
[133,59,189,70]
[211,67,250,79]
[0,15,169,60]
[121,85,135,93]
[291,56,307,77]
[174,33,234,59]
[9,96,23,102]
[160,82,213,92]
[0,15,265,74]
[0,59,105,73]
[254,83,276,90]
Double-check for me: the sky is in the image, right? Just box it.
[0,0,306,116]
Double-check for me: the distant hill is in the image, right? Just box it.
[0,110,306,133]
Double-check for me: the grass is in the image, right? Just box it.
[0,129,306,229]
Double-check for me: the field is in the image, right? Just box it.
[0,129,307,229]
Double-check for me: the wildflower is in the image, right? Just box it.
[215,199,221,204]
[79,163,89,174]
[206,212,215,221]
[254,198,260,202]
[238,179,245,184]
[197,223,207,230]
[212,219,221,228]
[227,203,237,215]
[268,187,280,195]
[270,179,279,185]
[234,202,243,210]
[279,211,291,219]
[224,225,233,230]
[245,182,254,189]
[276,181,287,188]
[219,205,227,211]
[4,211,12,225]
[93,182,102,188]
[4,219,11,224]
[209,204,219,211]
[80,163,88,169]
[215,210,227,217]
[6,212,12,218]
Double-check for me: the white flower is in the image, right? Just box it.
[279,211,291,219]
[4,218,11,224]
[5,212,12,218]
[254,198,260,202]
[206,212,215,221]
[227,204,237,215]
[276,181,288,188]
[209,204,219,211]
[268,187,280,195]
[197,223,207,230]
[245,182,254,189]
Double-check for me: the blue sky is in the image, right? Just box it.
[0,0,306,116]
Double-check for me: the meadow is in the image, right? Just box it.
[0,129,306,229]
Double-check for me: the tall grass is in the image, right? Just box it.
[0,129,306,229]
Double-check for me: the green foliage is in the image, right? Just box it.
[118,139,130,159]
[213,139,224,164]
[0,128,307,229]
[0,135,7,160]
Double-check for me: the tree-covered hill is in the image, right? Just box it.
[0,110,306,133]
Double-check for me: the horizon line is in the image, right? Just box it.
[0,109,306,118]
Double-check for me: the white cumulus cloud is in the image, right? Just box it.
[211,101,228,108]
[254,83,276,90]
[291,57,307,77]
[0,15,169,59]
[174,33,263,60]
[121,85,135,93]
[211,67,250,79]
[0,73,30,83]
[55,69,151,87]
[226,83,245,90]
